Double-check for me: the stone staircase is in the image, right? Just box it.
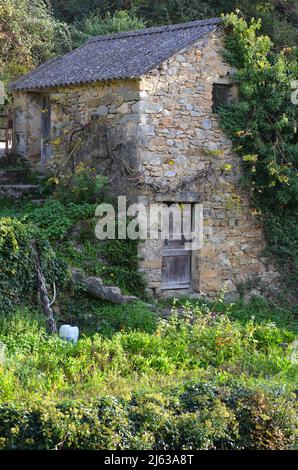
[0,157,43,199]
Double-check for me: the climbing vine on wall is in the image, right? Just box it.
[220,13,298,295]
[0,218,67,313]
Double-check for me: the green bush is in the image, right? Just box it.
[0,218,67,313]
[0,193,147,299]
[0,302,297,449]
[220,13,298,296]
[23,199,96,240]
[50,169,109,205]
[0,382,296,450]
[58,296,157,336]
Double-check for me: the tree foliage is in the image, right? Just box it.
[2,1,297,86]
[220,13,298,294]
[72,9,145,47]
[0,0,72,84]
[49,1,298,47]
[221,13,298,207]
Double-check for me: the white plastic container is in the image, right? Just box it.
[59,325,79,344]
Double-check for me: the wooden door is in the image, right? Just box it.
[41,96,51,169]
[161,211,191,290]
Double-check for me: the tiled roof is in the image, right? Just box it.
[10,18,221,91]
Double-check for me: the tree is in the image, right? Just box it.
[49,1,298,48]
[72,10,145,47]
[0,0,72,84]
[50,0,102,23]
[220,13,298,292]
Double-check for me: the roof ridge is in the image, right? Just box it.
[86,17,221,44]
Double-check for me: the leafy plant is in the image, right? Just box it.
[0,218,67,313]
[220,13,298,296]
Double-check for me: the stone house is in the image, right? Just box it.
[10,18,279,299]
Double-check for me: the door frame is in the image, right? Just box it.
[160,203,193,290]
[161,246,192,290]
[40,95,51,170]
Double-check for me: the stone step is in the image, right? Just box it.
[0,184,40,191]
[0,168,30,183]
[0,184,40,198]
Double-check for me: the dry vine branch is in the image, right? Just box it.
[55,116,212,195]
[32,241,58,334]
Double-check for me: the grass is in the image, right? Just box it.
[0,192,297,448]
[0,298,297,405]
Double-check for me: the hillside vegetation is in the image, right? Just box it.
[0,168,297,449]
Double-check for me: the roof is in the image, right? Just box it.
[10,17,221,91]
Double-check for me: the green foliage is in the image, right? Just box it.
[0,382,295,449]
[58,296,157,336]
[4,0,297,89]
[23,199,96,240]
[72,10,145,47]
[221,13,298,206]
[0,303,297,449]
[0,0,72,85]
[50,0,103,23]
[224,297,298,333]
[220,13,298,296]
[100,237,147,295]
[0,177,147,299]
[263,208,298,293]
[53,1,297,47]
[57,234,146,297]
[0,218,67,313]
[48,165,110,204]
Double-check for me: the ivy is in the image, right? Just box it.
[0,218,68,313]
[220,13,298,296]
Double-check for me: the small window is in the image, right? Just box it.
[212,83,233,113]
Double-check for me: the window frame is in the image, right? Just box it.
[212,83,234,113]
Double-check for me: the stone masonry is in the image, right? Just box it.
[12,28,280,299]
[136,30,279,298]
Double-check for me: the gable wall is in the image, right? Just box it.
[136,29,279,299]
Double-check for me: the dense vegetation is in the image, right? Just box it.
[219,14,298,296]
[0,165,296,449]
[0,299,297,449]
[0,177,297,448]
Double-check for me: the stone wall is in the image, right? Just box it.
[47,79,143,195]
[13,80,143,192]
[13,91,43,164]
[135,29,279,299]
[12,28,279,299]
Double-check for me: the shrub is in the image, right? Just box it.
[220,13,298,296]
[58,296,157,336]
[0,218,67,313]
[23,199,96,240]
[50,167,109,205]
[0,301,297,450]
[0,382,296,450]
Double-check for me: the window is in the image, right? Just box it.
[212,83,233,113]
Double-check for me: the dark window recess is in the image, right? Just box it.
[212,83,233,112]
